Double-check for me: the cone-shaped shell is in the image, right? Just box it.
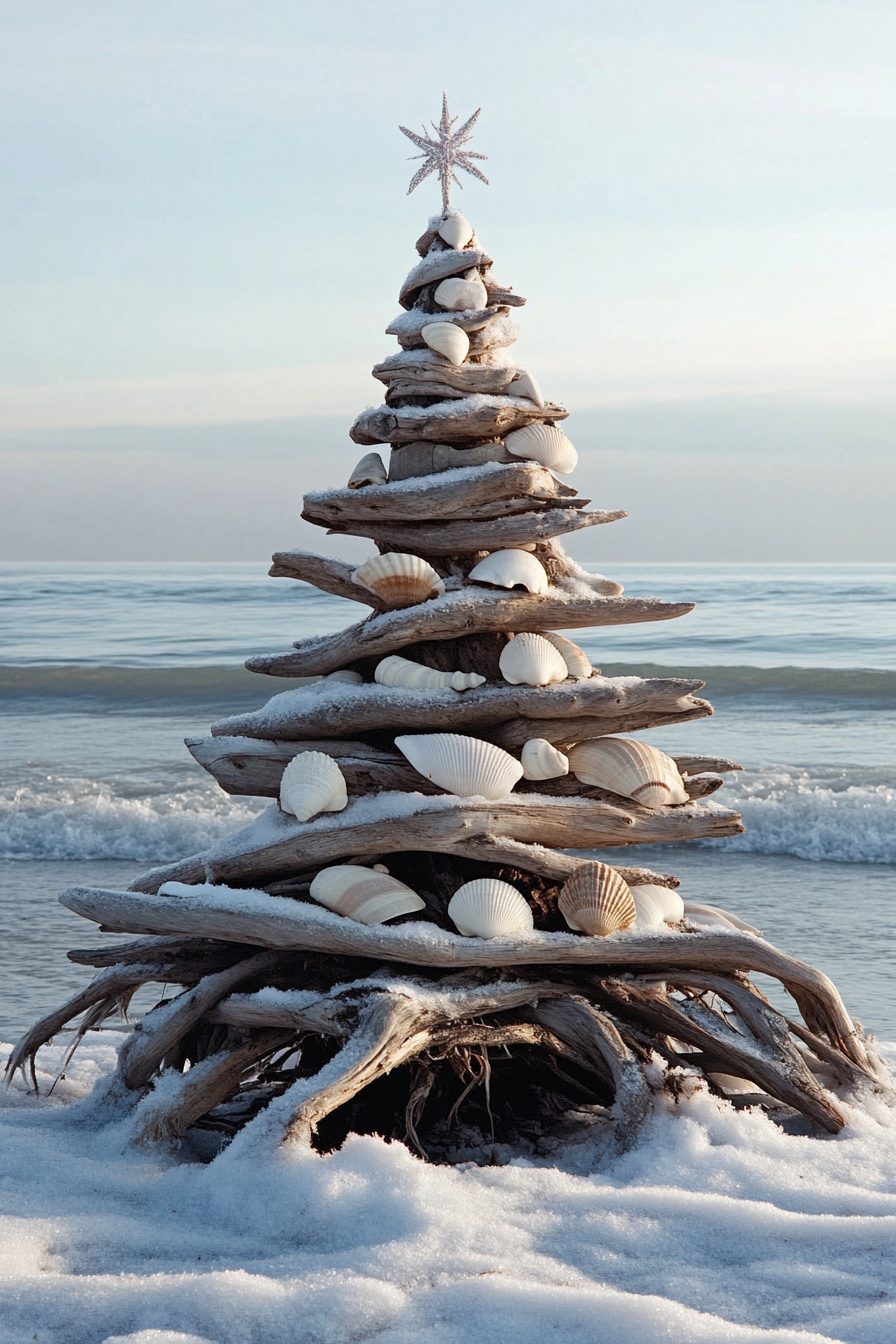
[348,451,388,488]
[504,423,578,475]
[434,274,488,311]
[420,321,469,366]
[448,879,534,939]
[558,863,636,936]
[351,553,445,610]
[499,632,568,687]
[438,214,474,249]
[509,370,544,407]
[279,751,348,822]
[568,738,688,808]
[468,549,549,595]
[631,884,685,928]
[309,865,426,925]
[395,733,523,800]
[541,631,592,680]
[374,655,485,693]
[520,738,569,780]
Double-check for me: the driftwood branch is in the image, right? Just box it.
[350,400,566,448]
[267,551,387,610]
[387,440,516,481]
[331,505,620,551]
[488,699,713,749]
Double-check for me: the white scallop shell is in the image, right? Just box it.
[309,865,425,925]
[682,902,761,936]
[631,884,685,928]
[567,738,689,808]
[448,879,534,939]
[394,733,523,800]
[520,738,569,781]
[374,655,485,693]
[438,214,474,249]
[468,549,549,595]
[499,632,568,687]
[279,751,348,822]
[541,631,592,680]
[558,863,636,936]
[434,274,488,311]
[348,452,387,488]
[509,370,544,407]
[503,423,578,475]
[351,553,445,609]
[326,669,363,685]
[420,321,470,366]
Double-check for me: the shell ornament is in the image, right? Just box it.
[520,738,569,780]
[567,738,689,809]
[279,751,348,823]
[448,879,534,939]
[558,862,637,937]
[394,733,523,800]
[468,549,549,595]
[499,632,568,687]
[503,423,578,475]
[309,865,426,925]
[351,553,445,610]
[375,655,485,693]
[420,321,470,365]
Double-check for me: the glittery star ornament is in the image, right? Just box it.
[400,93,489,212]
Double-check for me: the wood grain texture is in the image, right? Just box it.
[487,698,713,749]
[266,550,387,609]
[398,247,494,307]
[331,505,622,552]
[350,399,568,448]
[372,358,522,396]
[387,440,517,481]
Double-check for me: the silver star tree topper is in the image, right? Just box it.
[400,93,489,212]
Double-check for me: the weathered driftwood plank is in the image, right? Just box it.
[266,550,387,610]
[372,358,523,396]
[487,698,713,749]
[350,400,567,448]
[335,505,621,552]
[398,247,494,307]
[672,755,743,776]
[483,278,526,307]
[245,591,691,679]
[387,440,516,481]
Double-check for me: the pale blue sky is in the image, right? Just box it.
[1,1,894,559]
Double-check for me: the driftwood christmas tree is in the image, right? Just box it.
[8,98,890,1154]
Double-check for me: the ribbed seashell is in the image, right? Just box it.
[541,631,592,679]
[468,549,549,595]
[438,214,474,249]
[309,865,425,925]
[351,553,445,610]
[394,733,524,800]
[499,632,568,687]
[509,371,544,407]
[631,884,685,928]
[520,738,569,781]
[683,902,761,936]
[448,879,534,939]
[279,751,348,823]
[420,321,469,366]
[434,274,488,311]
[348,452,388,489]
[374,655,485,693]
[326,669,363,685]
[558,863,636,937]
[568,738,688,809]
[504,423,578,475]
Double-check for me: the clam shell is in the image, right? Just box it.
[631,884,685,928]
[351,553,445,610]
[420,321,470,366]
[520,738,569,780]
[567,738,689,808]
[682,902,761,936]
[499,632,568,687]
[374,655,485,693]
[326,669,363,685]
[509,370,544,407]
[541,631,592,679]
[279,751,348,822]
[558,863,636,937]
[448,879,534,939]
[503,423,578,475]
[434,274,488,311]
[438,213,474,249]
[309,865,425,925]
[394,733,523,800]
[468,549,549,595]
[348,451,387,488]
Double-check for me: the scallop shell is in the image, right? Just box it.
[509,370,544,407]
[520,738,569,781]
[567,738,689,808]
[468,549,549,595]
[499,632,568,687]
[438,213,474,249]
[326,669,363,685]
[448,879,534,939]
[351,553,445,610]
[420,321,470,366]
[541,631,592,679]
[558,863,636,937]
[503,423,578,475]
[631,884,685,928]
[279,751,348,822]
[348,451,388,488]
[374,655,485,693]
[394,733,524,800]
[434,274,488,311]
[682,902,761,936]
[309,865,425,925]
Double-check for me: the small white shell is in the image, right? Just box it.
[468,549,549,595]
[568,738,689,809]
[352,553,445,609]
[326,669,363,685]
[434,274,488,311]
[683,902,761,936]
[374,655,485,693]
[509,371,544,407]
[504,423,578,475]
[438,214,474,249]
[631,884,685,928]
[348,452,387,488]
[520,738,569,780]
[540,632,592,680]
[448,879,534,939]
[499,632,568,687]
[395,733,524,800]
[420,321,470,366]
[309,865,425,925]
[279,751,348,822]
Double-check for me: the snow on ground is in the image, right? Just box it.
[2,1035,896,1344]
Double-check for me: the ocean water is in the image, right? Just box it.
[1,561,894,1039]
